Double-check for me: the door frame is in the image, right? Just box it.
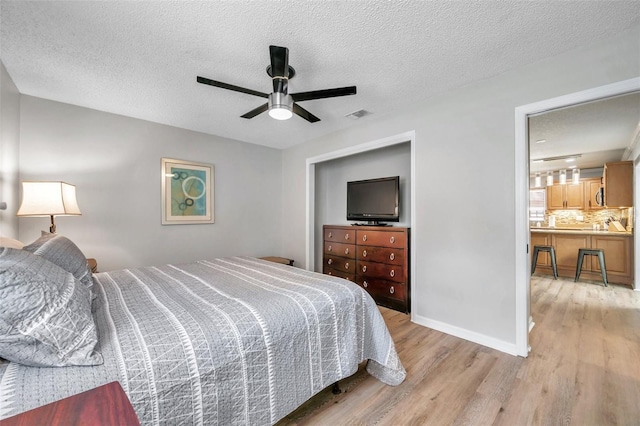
[515,77,640,356]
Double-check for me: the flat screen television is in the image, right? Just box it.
[346,176,399,225]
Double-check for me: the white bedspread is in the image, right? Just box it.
[0,257,405,425]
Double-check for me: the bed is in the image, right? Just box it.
[0,235,405,425]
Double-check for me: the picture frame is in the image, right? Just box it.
[161,158,214,225]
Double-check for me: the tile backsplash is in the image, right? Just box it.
[539,207,633,229]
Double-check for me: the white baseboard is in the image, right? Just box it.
[412,314,520,356]
[529,315,535,332]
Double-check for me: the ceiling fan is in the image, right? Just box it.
[197,45,357,123]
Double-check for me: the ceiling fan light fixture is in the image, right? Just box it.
[268,92,293,120]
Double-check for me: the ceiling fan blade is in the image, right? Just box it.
[293,103,321,123]
[241,103,269,119]
[269,45,289,94]
[269,45,289,78]
[197,76,268,98]
[291,86,357,102]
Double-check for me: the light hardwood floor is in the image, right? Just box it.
[278,276,640,425]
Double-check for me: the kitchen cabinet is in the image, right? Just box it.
[530,230,633,286]
[584,178,604,210]
[553,233,590,272]
[590,235,633,278]
[547,181,585,210]
[604,161,633,207]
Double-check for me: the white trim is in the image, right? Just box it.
[305,130,416,314]
[622,123,640,161]
[515,77,640,357]
[412,314,519,356]
[305,163,315,270]
[635,159,639,291]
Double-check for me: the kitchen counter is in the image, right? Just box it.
[531,227,633,236]
[531,226,634,285]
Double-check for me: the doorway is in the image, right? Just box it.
[514,77,640,356]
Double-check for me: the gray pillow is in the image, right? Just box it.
[23,233,94,293]
[0,248,103,367]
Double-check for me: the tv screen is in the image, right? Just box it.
[346,176,399,224]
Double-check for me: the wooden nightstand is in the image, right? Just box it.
[260,256,294,266]
[87,258,98,273]
[0,381,139,426]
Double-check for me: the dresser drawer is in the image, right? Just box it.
[324,241,356,258]
[356,246,404,266]
[357,260,405,283]
[323,266,355,282]
[324,255,356,273]
[356,277,406,303]
[324,228,355,243]
[356,229,406,248]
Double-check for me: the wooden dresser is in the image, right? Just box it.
[323,225,410,313]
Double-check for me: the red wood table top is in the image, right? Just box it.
[0,381,139,426]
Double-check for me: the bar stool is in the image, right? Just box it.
[575,248,608,287]
[531,245,558,279]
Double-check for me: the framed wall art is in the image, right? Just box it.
[161,158,214,225]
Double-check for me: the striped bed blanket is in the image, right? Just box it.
[0,257,405,425]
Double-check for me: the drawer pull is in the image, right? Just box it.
[328,245,332,252]
[328,232,333,238]
[328,258,333,265]
[362,265,367,273]
[345,233,350,240]
[390,236,395,244]
[345,248,349,255]
[362,249,367,257]
[328,271,333,275]
[390,286,395,294]
[390,270,395,278]
[345,262,350,270]
[389,253,395,261]
[362,234,367,242]
[363,281,368,288]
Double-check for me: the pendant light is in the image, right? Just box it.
[572,168,580,184]
[559,169,567,185]
[546,171,553,186]
[534,173,541,187]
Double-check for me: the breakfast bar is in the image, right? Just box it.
[531,226,633,286]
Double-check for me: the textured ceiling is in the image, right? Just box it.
[530,92,640,173]
[1,1,639,149]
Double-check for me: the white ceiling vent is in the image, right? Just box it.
[344,109,371,120]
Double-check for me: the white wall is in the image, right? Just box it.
[0,61,20,238]
[314,142,411,270]
[281,28,640,351]
[18,96,283,271]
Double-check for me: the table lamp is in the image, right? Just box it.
[17,181,82,233]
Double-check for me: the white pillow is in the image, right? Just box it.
[23,233,94,295]
[0,247,103,367]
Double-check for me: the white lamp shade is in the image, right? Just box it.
[17,181,81,216]
[534,173,541,187]
[559,169,567,185]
